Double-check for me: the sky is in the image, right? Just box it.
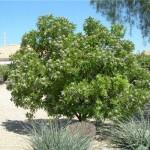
[0,0,149,52]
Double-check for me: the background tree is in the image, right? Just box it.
[7,15,150,121]
[90,0,150,42]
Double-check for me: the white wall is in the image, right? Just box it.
[0,61,11,65]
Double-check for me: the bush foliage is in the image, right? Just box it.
[137,53,150,71]
[7,15,150,121]
[0,65,9,80]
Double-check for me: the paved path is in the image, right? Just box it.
[0,84,49,150]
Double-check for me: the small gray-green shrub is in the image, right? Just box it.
[110,116,150,150]
[28,120,95,150]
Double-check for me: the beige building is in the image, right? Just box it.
[0,45,20,65]
[144,50,150,55]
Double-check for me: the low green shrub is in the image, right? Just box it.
[0,65,9,81]
[110,116,150,150]
[28,120,95,150]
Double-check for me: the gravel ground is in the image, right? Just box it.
[0,83,118,150]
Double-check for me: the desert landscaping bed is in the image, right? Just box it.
[0,83,118,150]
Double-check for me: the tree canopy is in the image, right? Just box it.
[90,0,150,42]
[7,15,150,121]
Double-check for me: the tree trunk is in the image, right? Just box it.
[76,114,87,122]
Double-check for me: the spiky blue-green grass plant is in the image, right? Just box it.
[110,116,150,150]
[28,120,95,150]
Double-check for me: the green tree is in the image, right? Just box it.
[7,15,150,121]
[90,0,150,41]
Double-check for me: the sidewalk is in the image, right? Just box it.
[0,84,48,150]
